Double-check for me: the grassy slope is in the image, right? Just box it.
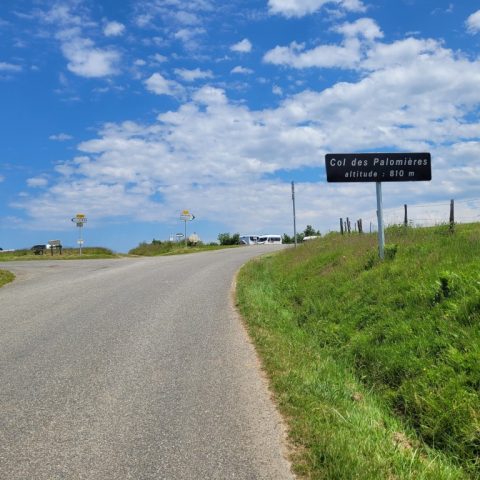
[237,224,480,479]
[0,269,14,287]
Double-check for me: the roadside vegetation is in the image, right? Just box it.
[237,223,480,479]
[0,247,116,261]
[129,238,238,256]
[0,269,14,287]
[282,224,321,244]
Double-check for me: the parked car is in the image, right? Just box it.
[31,244,47,255]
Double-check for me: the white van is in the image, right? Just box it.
[240,235,259,245]
[257,235,282,245]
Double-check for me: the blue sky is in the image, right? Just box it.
[1,0,480,252]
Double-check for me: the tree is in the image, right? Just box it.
[303,225,320,237]
[218,232,240,245]
[282,233,293,244]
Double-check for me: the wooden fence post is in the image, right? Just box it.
[449,199,455,232]
[404,204,408,227]
[340,218,344,235]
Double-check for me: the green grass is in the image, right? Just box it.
[237,223,480,479]
[0,247,117,261]
[128,241,239,256]
[0,269,14,287]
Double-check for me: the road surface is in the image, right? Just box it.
[0,247,294,479]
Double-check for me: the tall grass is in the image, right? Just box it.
[237,224,480,479]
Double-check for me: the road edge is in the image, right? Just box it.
[230,266,297,479]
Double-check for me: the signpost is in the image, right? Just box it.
[71,213,87,255]
[179,210,195,246]
[48,239,62,256]
[325,153,432,259]
[291,181,297,248]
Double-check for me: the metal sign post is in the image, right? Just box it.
[291,181,297,248]
[376,182,385,259]
[71,214,87,255]
[325,153,432,259]
[179,210,195,246]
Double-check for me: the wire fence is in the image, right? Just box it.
[339,197,480,234]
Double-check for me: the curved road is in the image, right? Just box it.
[0,247,294,480]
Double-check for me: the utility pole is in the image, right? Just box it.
[291,181,297,247]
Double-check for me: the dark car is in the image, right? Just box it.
[31,244,47,255]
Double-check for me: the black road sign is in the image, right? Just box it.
[325,153,431,182]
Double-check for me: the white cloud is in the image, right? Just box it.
[192,85,228,106]
[362,37,441,71]
[334,18,383,40]
[174,27,206,49]
[264,39,362,69]
[231,38,252,53]
[151,53,168,63]
[36,4,121,78]
[264,18,382,69]
[135,13,153,28]
[272,84,283,95]
[174,11,201,26]
[41,4,86,27]
[0,61,21,72]
[144,72,184,97]
[231,65,253,74]
[27,177,48,188]
[49,133,73,141]
[174,67,213,81]
[60,35,120,78]
[466,10,480,34]
[103,21,125,37]
[268,0,366,18]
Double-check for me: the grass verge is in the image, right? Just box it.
[237,224,480,479]
[0,247,117,261]
[0,269,14,287]
[129,241,239,256]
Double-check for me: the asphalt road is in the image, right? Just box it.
[0,247,294,480]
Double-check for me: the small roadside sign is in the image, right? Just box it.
[180,211,195,221]
[71,213,87,255]
[325,153,431,183]
[325,152,432,260]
